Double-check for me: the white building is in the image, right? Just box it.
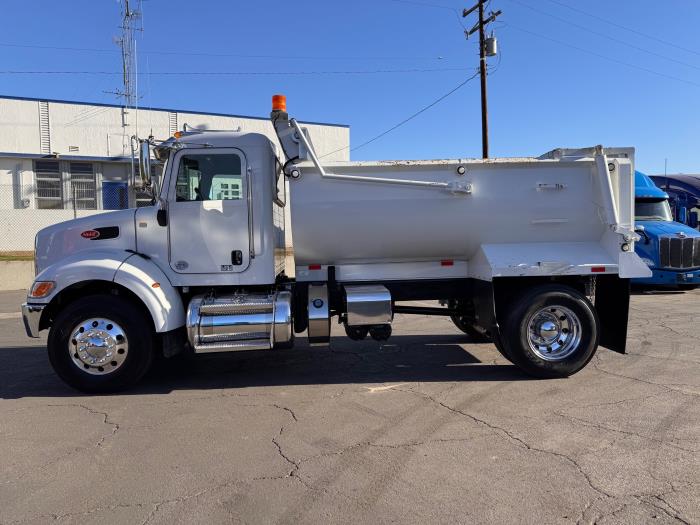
[0,94,349,251]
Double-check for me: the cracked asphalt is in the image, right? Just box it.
[0,289,698,524]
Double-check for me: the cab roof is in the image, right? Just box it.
[635,170,668,199]
[159,130,274,151]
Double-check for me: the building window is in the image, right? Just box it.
[34,160,63,209]
[69,162,96,210]
[135,164,163,207]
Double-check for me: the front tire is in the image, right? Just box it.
[48,295,154,393]
[501,285,599,378]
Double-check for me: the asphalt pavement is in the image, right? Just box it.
[0,288,698,524]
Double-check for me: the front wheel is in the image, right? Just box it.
[48,295,155,393]
[501,285,599,378]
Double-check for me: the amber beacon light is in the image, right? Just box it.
[272,94,287,112]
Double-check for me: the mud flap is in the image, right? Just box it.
[595,275,631,354]
[472,279,499,338]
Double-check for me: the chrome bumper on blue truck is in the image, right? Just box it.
[21,303,45,338]
[634,268,700,287]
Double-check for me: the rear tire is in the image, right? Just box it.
[491,329,513,363]
[501,285,599,378]
[48,295,154,393]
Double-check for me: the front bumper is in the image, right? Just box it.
[22,303,46,338]
[633,268,700,287]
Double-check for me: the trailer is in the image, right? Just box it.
[22,95,651,392]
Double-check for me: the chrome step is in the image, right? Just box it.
[198,331,271,344]
[199,297,274,315]
[193,339,271,354]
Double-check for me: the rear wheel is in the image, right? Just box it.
[501,285,599,378]
[48,295,154,393]
[491,329,512,363]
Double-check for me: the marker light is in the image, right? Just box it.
[29,281,55,298]
[173,131,183,139]
[272,94,287,112]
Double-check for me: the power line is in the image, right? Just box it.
[385,0,477,34]
[0,67,466,76]
[543,0,700,57]
[506,0,700,72]
[0,41,449,62]
[386,0,458,11]
[506,23,700,88]
[320,70,481,158]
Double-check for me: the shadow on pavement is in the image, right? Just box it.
[0,334,530,399]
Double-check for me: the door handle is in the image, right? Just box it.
[231,250,243,265]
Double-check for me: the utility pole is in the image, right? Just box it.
[463,2,501,159]
[108,0,142,185]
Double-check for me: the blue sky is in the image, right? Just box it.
[1,0,699,173]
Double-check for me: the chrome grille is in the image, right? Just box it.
[659,236,700,269]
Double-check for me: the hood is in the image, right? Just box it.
[35,209,137,274]
[635,170,668,199]
[635,219,700,238]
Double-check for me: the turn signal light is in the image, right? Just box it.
[29,281,55,298]
[173,131,183,139]
[272,94,287,112]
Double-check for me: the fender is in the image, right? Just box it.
[32,248,131,304]
[30,249,185,334]
[114,255,185,333]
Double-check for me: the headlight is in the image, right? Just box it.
[29,281,55,299]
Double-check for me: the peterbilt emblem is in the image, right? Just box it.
[81,230,100,239]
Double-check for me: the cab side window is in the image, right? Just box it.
[175,154,243,201]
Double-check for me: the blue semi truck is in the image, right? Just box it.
[650,174,700,229]
[634,171,700,289]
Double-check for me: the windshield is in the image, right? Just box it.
[635,198,673,221]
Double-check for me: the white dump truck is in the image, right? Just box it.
[22,95,651,392]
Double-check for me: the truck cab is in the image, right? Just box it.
[633,171,700,289]
[649,174,700,229]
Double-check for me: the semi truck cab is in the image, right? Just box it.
[634,171,700,289]
[650,174,700,229]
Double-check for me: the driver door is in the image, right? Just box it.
[168,148,250,274]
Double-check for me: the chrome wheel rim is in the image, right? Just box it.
[68,318,128,375]
[526,305,581,361]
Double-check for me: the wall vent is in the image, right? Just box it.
[68,146,79,152]
[38,101,51,154]
[168,112,178,136]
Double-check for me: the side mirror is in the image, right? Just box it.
[137,138,152,187]
[678,207,688,225]
[690,211,699,229]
